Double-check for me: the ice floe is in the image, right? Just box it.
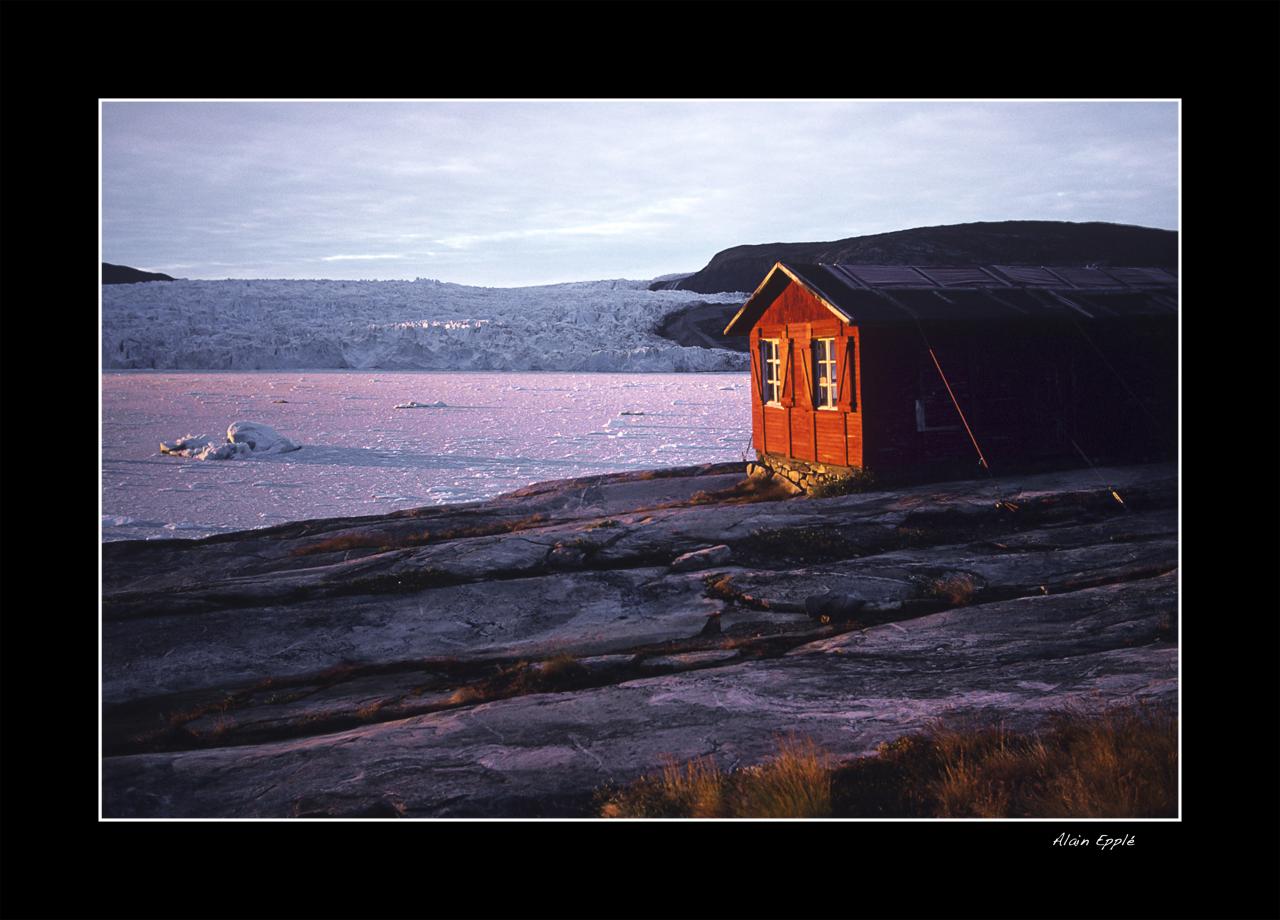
[160,422,300,460]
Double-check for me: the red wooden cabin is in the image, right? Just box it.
[723,262,1177,482]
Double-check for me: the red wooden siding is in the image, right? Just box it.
[756,277,839,327]
[749,280,864,468]
[815,410,846,465]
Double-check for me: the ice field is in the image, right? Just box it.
[102,371,752,541]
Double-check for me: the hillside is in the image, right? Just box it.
[103,262,176,284]
[652,221,1178,294]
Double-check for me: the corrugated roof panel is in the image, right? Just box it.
[1019,288,1085,317]
[1071,291,1178,318]
[727,262,1177,334]
[915,266,1009,288]
[982,288,1039,316]
[854,289,1052,324]
[876,289,955,321]
[838,287,917,324]
[1048,266,1127,289]
[922,289,1020,320]
[839,265,935,287]
[1099,266,1179,286]
[947,291,1034,319]
[991,265,1072,286]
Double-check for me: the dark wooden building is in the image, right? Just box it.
[723,262,1177,482]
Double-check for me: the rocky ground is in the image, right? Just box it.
[102,460,1178,818]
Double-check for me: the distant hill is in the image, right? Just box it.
[651,221,1178,294]
[103,263,176,284]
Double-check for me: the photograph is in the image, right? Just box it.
[99,98,1180,821]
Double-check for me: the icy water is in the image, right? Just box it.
[102,371,752,541]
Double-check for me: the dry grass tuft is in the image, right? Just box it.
[447,685,488,706]
[536,653,587,685]
[599,735,831,818]
[446,653,594,708]
[1013,706,1177,818]
[600,705,1176,819]
[656,475,798,510]
[726,736,832,818]
[291,529,431,558]
[836,704,1177,818]
[927,572,980,606]
[600,756,727,818]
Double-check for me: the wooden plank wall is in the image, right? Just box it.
[749,281,1176,475]
[749,280,864,468]
[861,320,1177,474]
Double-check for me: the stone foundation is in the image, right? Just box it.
[747,453,866,494]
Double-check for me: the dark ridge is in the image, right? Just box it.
[654,220,1178,294]
[103,262,177,284]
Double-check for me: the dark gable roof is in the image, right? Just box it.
[722,262,1178,334]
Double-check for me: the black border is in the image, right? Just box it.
[3,2,1278,919]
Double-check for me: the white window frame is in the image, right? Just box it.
[763,338,782,406]
[814,337,838,409]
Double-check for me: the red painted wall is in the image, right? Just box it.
[748,279,864,468]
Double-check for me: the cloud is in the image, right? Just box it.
[102,101,1177,285]
[435,196,705,249]
[320,253,404,262]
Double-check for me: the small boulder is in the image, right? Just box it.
[670,544,732,572]
[773,476,804,495]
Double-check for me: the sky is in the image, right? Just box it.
[101,100,1178,287]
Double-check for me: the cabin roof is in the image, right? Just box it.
[722,262,1178,335]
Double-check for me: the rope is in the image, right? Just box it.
[1067,436,1130,511]
[864,285,1010,510]
[927,346,989,472]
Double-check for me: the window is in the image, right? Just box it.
[915,359,963,432]
[761,339,782,404]
[813,338,837,408]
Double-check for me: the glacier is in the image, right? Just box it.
[102,277,750,372]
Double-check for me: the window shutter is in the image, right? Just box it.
[751,340,765,402]
[846,334,857,410]
[837,336,853,410]
[780,339,795,407]
[802,339,817,409]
